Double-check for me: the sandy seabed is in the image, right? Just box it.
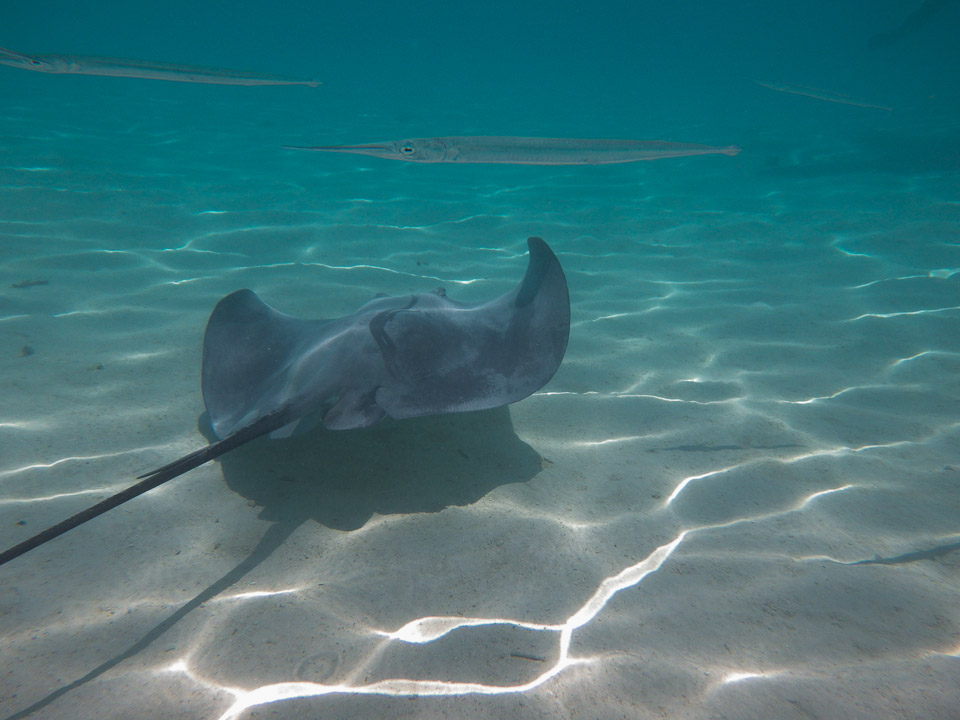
[1,90,959,719]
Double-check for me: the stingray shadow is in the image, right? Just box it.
[212,404,545,530]
[4,407,543,719]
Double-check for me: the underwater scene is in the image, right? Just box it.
[1,1,958,717]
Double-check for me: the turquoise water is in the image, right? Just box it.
[2,2,959,718]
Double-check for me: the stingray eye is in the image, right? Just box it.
[399,142,417,155]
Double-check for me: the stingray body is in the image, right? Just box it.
[203,236,569,437]
[0,238,569,566]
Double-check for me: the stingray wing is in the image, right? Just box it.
[201,289,328,439]
[371,237,569,418]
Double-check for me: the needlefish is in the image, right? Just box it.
[0,45,320,87]
[751,79,891,111]
[284,136,742,165]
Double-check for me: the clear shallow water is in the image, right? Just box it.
[1,2,959,718]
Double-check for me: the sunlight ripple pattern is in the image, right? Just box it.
[170,535,687,719]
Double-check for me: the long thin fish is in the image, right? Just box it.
[284,136,741,165]
[0,45,320,87]
[752,79,891,111]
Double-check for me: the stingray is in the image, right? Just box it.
[0,237,569,566]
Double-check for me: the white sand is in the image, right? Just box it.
[1,87,959,720]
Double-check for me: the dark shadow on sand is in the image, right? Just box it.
[216,405,545,530]
[4,406,542,719]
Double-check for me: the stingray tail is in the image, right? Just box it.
[0,408,295,568]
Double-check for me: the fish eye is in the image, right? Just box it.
[399,142,417,155]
